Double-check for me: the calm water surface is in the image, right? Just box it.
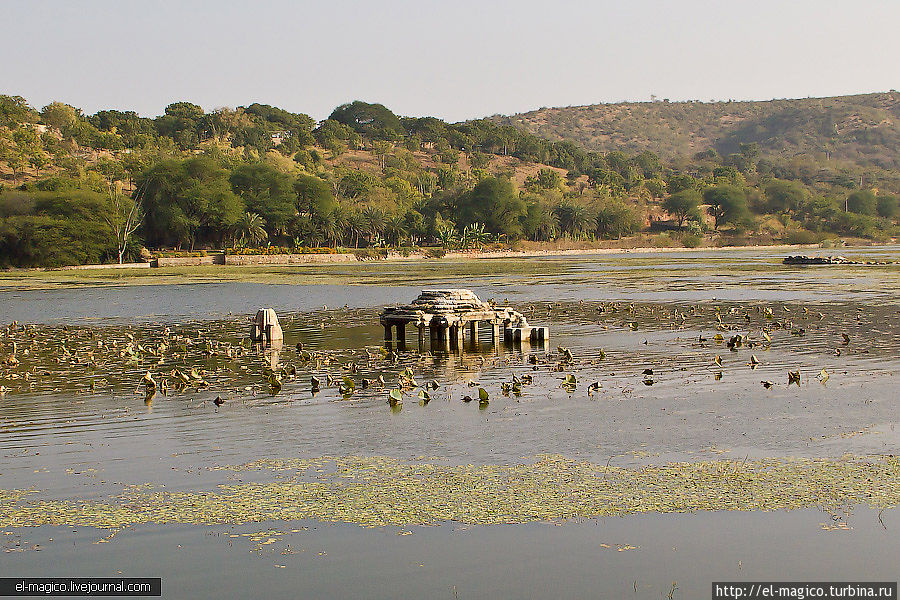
[1,246,899,599]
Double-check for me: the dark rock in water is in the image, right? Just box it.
[781,255,896,265]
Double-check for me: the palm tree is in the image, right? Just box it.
[235,212,268,248]
[532,206,559,241]
[322,207,347,248]
[345,209,365,248]
[362,206,386,246]
[554,201,592,238]
[384,213,408,247]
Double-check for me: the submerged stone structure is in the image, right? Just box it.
[380,289,548,351]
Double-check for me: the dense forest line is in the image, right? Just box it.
[0,94,897,267]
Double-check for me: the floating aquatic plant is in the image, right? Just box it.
[2,455,900,530]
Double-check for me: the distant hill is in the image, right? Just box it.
[492,92,900,169]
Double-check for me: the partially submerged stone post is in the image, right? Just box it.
[250,308,284,345]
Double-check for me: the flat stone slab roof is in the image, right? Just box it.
[380,289,525,327]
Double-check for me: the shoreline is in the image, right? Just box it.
[437,242,827,261]
[3,242,844,274]
[2,243,896,292]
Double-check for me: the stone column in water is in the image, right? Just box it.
[396,322,406,351]
[251,309,283,344]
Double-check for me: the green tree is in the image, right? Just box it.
[712,165,744,186]
[229,163,297,237]
[155,102,205,150]
[525,168,563,191]
[554,201,592,238]
[876,194,897,219]
[704,184,749,229]
[138,157,244,249]
[235,212,268,247]
[383,212,408,246]
[456,176,525,239]
[40,102,78,132]
[294,173,336,226]
[764,180,808,214]
[644,177,668,199]
[106,182,144,264]
[372,140,393,172]
[0,95,37,126]
[845,190,877,215]
[521,200,558,241]
[595,199,642,239]
[195,177,245,245]
[662,189,701,227]
[329,101,405,140]
[667,174,698,194]
[339,171,378,199]
[0,190,115,267]
[11,127,46,180]
[633,151,663,178]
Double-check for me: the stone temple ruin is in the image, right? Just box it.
[379,289,548,351]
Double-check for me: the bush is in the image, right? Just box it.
[783,228,822,245]
[846,190,877,216]
[651,232,676,247]
[595,199,642,239]
[832,213,881,238]
[353,248,388,261]
[154,250,211,258]
[229,245,344,256]
[681,233,703,248]
[0,215,115,267]
[876,194,898,219]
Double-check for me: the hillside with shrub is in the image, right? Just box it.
[0,94,897,268]
[494,92,900,170]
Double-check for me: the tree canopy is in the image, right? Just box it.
[704,184,750,230]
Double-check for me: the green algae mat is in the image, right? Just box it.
[3,454,898,530]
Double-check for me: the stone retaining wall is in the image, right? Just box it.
[60,262,151,270]
[224,253,357,265]
[153,255,224,267]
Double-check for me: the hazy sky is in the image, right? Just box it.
[2,0,898,122]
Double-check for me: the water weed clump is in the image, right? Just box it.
[2,454,899,530]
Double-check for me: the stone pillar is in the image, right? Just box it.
[384,324,392,343]
[417,325,425,352]
[468,321,478,343]
[396,323,406,351]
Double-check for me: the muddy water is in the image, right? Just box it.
[1,246,898,598]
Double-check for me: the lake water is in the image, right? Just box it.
[1,246,899,599]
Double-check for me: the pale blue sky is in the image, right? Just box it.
[2,0,898,122]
